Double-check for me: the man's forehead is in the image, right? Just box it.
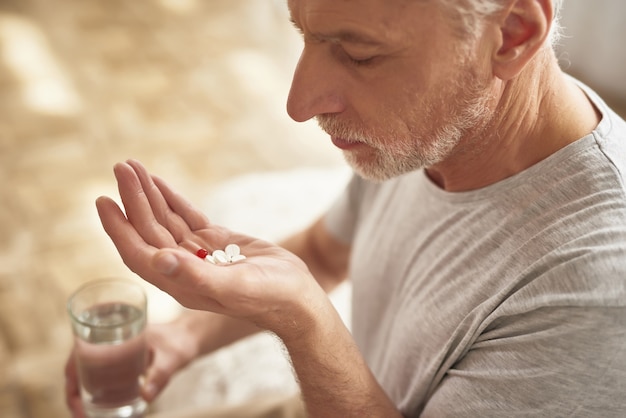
[287,0,409,23]
[288,0,418,8]
[287,0,417,43]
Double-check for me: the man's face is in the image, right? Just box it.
[286,0,497,181]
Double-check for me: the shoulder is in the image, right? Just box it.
[578,79,626,182]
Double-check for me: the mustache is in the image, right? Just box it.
[316,114,369,143]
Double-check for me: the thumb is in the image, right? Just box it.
[141,365,170,402]
[152,250,180,276]
[141,349,173,402]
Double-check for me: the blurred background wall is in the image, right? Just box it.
[0,1,624,417]
[556,0,626,101]
[0,1,342,416]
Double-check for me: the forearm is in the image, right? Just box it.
[279,217,350,293]
[278,293,403,418]
[174,309,262,358]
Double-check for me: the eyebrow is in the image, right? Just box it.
[289,18,304,34]
[289,18,382,46]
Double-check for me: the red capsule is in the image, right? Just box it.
[196,248,209,259]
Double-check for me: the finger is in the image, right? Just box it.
[64,350,77,388]
[67,396,86,418]
[64,354,78,401]
[140,347,162,401]
[149,249,233,312]
[141,357,172,402]
[96,200,217,307]
[126,159,193,244]
[96,196,162,279]
[152,174,210,232]
[113,162,177,248]
[154,248,252,305]
[64,353,86,418]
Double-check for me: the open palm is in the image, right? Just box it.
[96,160,322,332]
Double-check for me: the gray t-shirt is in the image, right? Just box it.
[325,83,626,417]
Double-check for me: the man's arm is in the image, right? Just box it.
[280,216,351,293]
[277,281,403,418]
[138,216,361,413]
[277,218,404,417]
[94,160,403,417]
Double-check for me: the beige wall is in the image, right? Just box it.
[557,0,626,99]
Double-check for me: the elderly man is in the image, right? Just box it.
[66,0,626,417]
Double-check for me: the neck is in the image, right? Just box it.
[425,50,601,192]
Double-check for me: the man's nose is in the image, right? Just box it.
[286,47,345,122]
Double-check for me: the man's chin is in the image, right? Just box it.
[345,158,410,183]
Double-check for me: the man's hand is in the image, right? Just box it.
[65,349,86,418]
[64,319,198,417]
[96,160,326,336]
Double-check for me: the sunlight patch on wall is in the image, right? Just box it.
[157,0,198,14]
[0,13,82,116]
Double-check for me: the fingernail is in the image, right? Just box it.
[153,251,179,275]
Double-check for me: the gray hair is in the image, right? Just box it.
[440,0,564,47]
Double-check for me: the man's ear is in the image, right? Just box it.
[492,0,553,80]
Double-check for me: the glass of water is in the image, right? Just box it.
[67,278,148,418]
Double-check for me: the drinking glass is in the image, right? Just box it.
[67,278,148,418]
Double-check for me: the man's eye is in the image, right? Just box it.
[347,55,376,66]
[332,44,377,67]
[343,50,377,67]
